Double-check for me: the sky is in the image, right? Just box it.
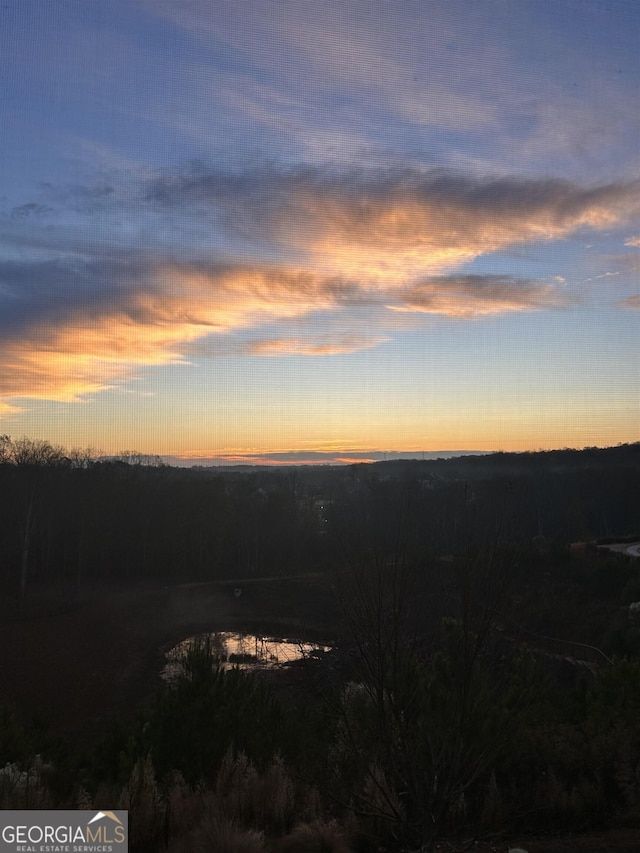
[0,0,638,465]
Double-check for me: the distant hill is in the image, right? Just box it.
[170,443,639,472]
[365,442,640,479]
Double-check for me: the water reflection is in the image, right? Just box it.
[164,631,331,680]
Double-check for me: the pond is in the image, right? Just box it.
[163,631,332,681]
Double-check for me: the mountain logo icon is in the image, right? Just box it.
[87,811,123,826]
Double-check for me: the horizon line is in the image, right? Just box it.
[158,443,637,468]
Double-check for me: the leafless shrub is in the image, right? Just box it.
[214,749,318,835]
[0,757,53,809]
[165,770,203,840]
[118,754,164,852]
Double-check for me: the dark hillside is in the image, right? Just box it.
[1,438,640,850]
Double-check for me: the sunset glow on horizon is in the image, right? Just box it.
[1,0,638,464]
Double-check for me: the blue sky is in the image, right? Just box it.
[0,0,638,463]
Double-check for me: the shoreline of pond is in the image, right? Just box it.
[0,574,340,739]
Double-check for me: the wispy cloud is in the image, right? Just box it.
[618,294,640,310]
[0,264,570,411]
[0,401,21,417]
[393,275,571,318]
[144,0,640,178]
[246,334,388,356]
[0,258,346,407]
[145,0,498,133]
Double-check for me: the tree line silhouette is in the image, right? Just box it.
[0,435,638,609]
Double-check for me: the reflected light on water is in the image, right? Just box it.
[163,631,331,681]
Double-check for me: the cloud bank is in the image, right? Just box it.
[148,166,639,280]
[1,165,638,411]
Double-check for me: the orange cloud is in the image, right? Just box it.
[0,317,188,405]
[247,334,388,356]
[5,166,635,412]
[0,263,341,408]
[157,168,638,283]
[285,178,637,282]
[0,258,572,412]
